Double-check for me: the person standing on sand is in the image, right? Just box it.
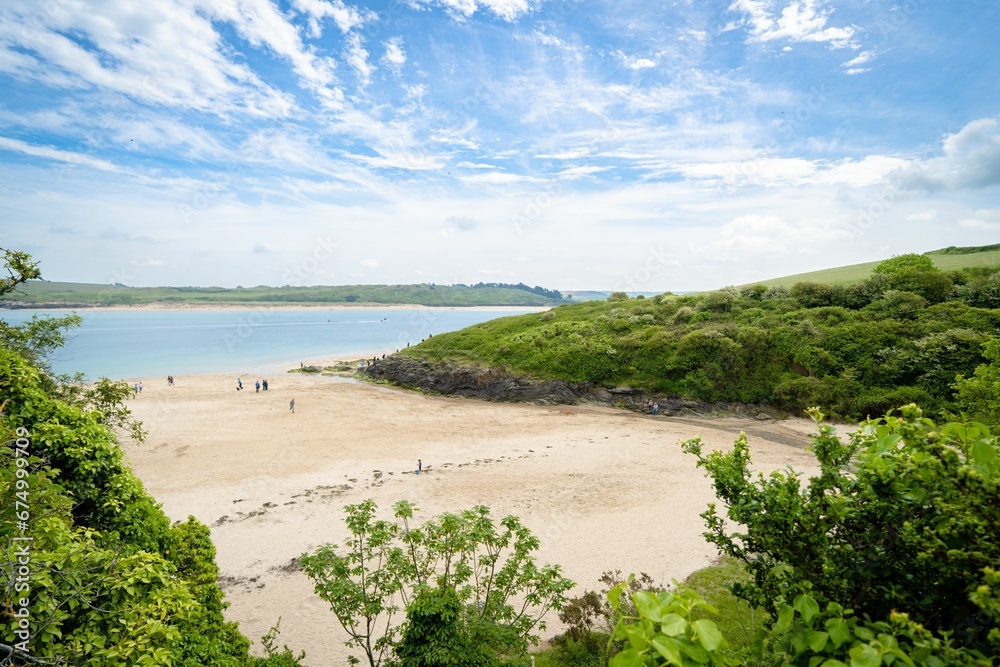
[418,459,422,474]
[237,378,243,391]
[289,398,295,413]
[255,380,260,393]
[262,379,268,391]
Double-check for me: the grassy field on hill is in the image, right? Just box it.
[751,244,1000,288]
[3,281,566,308]
[402,251,1000,421]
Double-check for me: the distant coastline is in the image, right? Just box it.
[0,302,552,312]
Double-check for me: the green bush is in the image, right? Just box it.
[683,406,1000,655]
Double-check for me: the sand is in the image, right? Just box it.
[123,369,820,665]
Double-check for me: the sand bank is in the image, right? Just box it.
[124,370,819,666]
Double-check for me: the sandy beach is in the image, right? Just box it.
[124,369,820,665]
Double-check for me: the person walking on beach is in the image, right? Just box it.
[262,379,268,391]
[138,381,143,393]
[237,378,243,391]
[289,398,295,414]
[418,459,422,474]
[255,380,260,393]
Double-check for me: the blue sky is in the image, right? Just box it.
[2,0,1000,291]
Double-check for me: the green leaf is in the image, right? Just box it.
[820,661,849,667]
[776,604,795,633]
[633,591,663,622]
[660,613,688,637]
[825,617,850,648]
[794,594,821,624]
[971,440,997,467]
[849,644,881,667]
[609,585,624,612]
[807,630,829,652]
[692,619,724,651]
[651,636,683,665]
[610,648,644,667]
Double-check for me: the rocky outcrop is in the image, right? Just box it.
[362,354,785,419]
[363,354,585,404]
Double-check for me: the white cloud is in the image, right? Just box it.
[809,155,910,187]
[408,0,538,22]
[292,0,373,36]
[907,209,938,222]
[729,0,858,49]
[382,37,407,74]
[958,208,1000,231]
[459,171,529,184]
[713,213,851,254]
[533,30,566,47]
[0,136,121,172]
[558,165,611,179]
[680,157,817,185]
[344,32,373,85]
[613,51,657,70]
[360,258,380,268]
[899,118,1000,191]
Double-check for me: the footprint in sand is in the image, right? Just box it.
[175,445,189,457]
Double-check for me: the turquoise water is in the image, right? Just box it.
[0,308,535,380]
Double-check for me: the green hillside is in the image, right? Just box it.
[3,281,566,308]
[750,243,1000,288]
[399,254,1000,421]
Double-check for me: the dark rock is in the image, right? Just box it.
[364,354,787,418]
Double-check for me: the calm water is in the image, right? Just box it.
[0,308,535,380]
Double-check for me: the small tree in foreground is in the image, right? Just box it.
[682,405,1000,657]
[299,500,574,667]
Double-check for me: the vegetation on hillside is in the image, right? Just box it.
[6,246,1000,667]
[1,249,303,666]
[4,281,566,308]
[748,243,1000,288]
[404,255,1000,422]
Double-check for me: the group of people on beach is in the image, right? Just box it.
[642,399,660,415]
[236,378,269,393]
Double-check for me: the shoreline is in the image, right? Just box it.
[0,303,555,312]
[123,371,820,666]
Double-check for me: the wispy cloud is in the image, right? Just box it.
[0,136,121,172]
[729,0,858,49]
[1,0,996,290]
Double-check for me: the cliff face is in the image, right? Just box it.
[362,354,783,419]
[363,354,587,404]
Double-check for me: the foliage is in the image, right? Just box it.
[551,572,660,666]
[0,249,41,297]
[606,581,733,667]
[872,253,937,276]
[4,281,568,308]
[399,266,1000,421]
[394,582,498,667]
[299,499,574,667]
[681,406,1000,654]
[1,249,303,666]
[678,557,762,653]
[953,339,1000,426]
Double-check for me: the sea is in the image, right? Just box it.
[0,307,537,380]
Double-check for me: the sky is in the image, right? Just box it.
[2,0,1000,292]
